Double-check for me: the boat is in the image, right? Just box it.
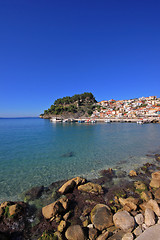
[137,120,143,124]
[78,120,85,123]
[105,119,111,123]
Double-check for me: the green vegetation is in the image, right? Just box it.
[41,92,97,117]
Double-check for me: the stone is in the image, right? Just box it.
[90,204,113,231]
[0,201,11,208]
[42,201,64,219]
[96,231,109,240]
[155,188,160,200]
[134,181,147,191]
[78,182,103,194]
[135,224,160,240]
[87,224,94,228]
[129,170,137,177]
[141,223,148,231]
[144,208,155,227]
[113,211,135,232]
[65,225,85,240]
[119,197,138,212]
[135,214,144,225]
[72,177,86,185]
[58,179,76,194]
[140,191,152,202]
[63,211,71,221]
[9,204,20,217]
[150,171,160,188]
[89,228,98,240]
[107,230,125,240]
[146,199,160,216]
[133,226,142,236]
[57,220,66,232]
[59,196,69,210]
[0,207,4,217]
[122,233,134,240]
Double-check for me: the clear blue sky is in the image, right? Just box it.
[0,0,160,117]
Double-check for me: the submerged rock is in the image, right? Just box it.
[61,151,75,158]
[25,185,44,201]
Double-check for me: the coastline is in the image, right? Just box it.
[1,153,160,239]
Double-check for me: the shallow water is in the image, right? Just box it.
[0,118,160,201]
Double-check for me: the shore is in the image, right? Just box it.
[1,154,160,239]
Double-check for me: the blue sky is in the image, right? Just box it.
[0,0,160,117]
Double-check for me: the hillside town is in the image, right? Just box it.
[92,96,160,120]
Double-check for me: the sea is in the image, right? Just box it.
[0,117,160,202]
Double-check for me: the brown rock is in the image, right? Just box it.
[58,179,76,194]
[146,199,160,216]
[91,204,113,231]
[78,182,103,194]
[9,204,20,217]
[89,228,98,240]
[42,201,64,219]
[129,170,137,177]
[155,188,160,200]
[145,208,155,227]
[65,225,85,240]
[134,181,147,191]
[59,196,69,210]
[57,220,66,232]
[135,214,144,225]
[63,211,71,221]
[133,226,142,237]
[150,171,160,188]
[96,231,109,240]
[72,177,86,185]
[0,207,4,217]
[119,197,138,212]
[140,191,152,202]
[113,211,135,232]
[122,232,134,240]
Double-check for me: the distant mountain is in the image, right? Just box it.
[40,92,97,119]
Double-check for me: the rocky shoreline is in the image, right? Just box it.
[1,154,160,239]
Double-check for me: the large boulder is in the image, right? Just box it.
[58,177,86,194]
[144,208,155,227]
[113,210,135,232]
[78,182,103,194]
[90,204,113,231]
[135,224,160,240]
[146,199,160,216]
[65,225,85,240]
[42,201,64,219]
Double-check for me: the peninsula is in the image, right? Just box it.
[40,93,160,123]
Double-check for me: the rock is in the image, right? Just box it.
[25,185,44,201]
[89,228,98,240]
[122,232,134,240]
[59,195,69,210]
[155,155,160,162]
[135,214,144,225]
[119,197,138,212]
[9,204,20,217]
[90,204,113,231]
[150,171,160,188]
[78,182,103,194]
[87,224,94,228]
[134,181,147,192]
[0,207,4,217]
[65,225,85,240]
[0,201,11,208]
[155,188,160,200]
[58,220,66,232]
[129,170,137,177]
[133,226,142,236]
[140,191,152,202]
[63,211,71,221]
[58,179,76,194]
[135,224,160,240]
[54,231,63,240]
[42,201,64,219]
[96,231,109,240]
[113,210,135,232]
[107,230,125,240]
[58,177,86,195]
[146,199,160,216]
[141,223,148,232]
[145,208,155,227]
[73,177,86,185]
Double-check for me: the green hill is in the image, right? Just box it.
[40,92,97,119]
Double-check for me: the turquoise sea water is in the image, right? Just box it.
[0,118,160,202]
